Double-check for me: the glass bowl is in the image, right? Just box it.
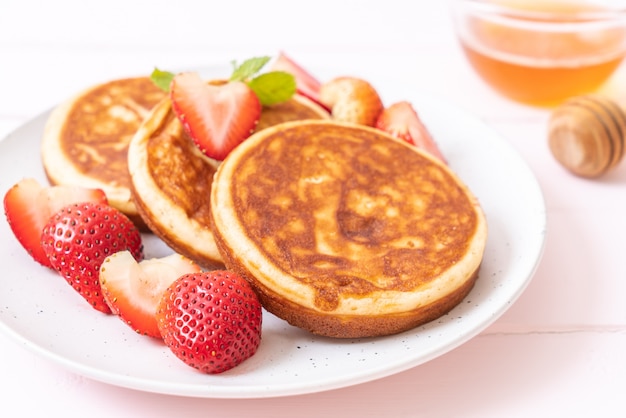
[451,0,626,106]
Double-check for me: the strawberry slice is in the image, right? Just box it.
[99,251,202,338]
[3,178,108,268]
[376,101,447,163]
[271,51,329,111]
[170,72,261,161]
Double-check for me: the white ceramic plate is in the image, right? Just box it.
[0,81,546,398]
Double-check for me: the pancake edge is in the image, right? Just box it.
[127,97,224,269]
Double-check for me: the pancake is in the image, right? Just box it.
[127,94,330,269]
[41,77,166,227]
[210,120,488,338]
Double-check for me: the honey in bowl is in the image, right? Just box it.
[452,0,626,106]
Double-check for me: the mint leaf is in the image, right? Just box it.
[150,55,296,106]
[248,71,296,106]
[150,68,175,92]
[230,56,271,82]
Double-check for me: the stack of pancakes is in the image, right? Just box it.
[41,75,487,339]
[127,93,329,268]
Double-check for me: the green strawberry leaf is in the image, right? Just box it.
[151,68,175,92]
[248,71,297,106]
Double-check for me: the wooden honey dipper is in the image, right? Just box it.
[548,94,626,178]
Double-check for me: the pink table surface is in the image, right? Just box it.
[1,1,625,416]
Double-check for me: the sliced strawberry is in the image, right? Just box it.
[320,77,384,127]
[41,202,143,313]
[271,51,329,111]
[170,72,261,161]
[3,178,108,268]
[375,101,447,163]
[99,251,201,338]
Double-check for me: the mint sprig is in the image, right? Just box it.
[247,71,296,106]
[150,68,175,92]
[229,56,272,82]
[150,56,296,106]
[230,56,297,105]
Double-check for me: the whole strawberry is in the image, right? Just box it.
[41,202,143,313]
[156,271,262,374]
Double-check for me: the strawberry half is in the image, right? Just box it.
[375,101,447,163]
[271,51,329,111]
[99,251,201,338]
[41,202,143,313]
[157,271,262,374]
[170,72,261,161]
[3,178,108,268]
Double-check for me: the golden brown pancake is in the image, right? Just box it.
[41,77,166,227]
[210,120,488,338]
[127,94,330,269]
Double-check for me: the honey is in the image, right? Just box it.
[459,42,625,106]
[454,0,626,106]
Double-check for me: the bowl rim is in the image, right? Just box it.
[451,0,626,24]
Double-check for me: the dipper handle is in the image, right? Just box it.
[548,94,626,178]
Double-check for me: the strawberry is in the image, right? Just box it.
[375,101,447,163]
[99,251,201,337]
[169,72,261,161]
[157,270,262,374]
[3,177,108,268]
[271,51,329,111]
[41,202,143,313]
